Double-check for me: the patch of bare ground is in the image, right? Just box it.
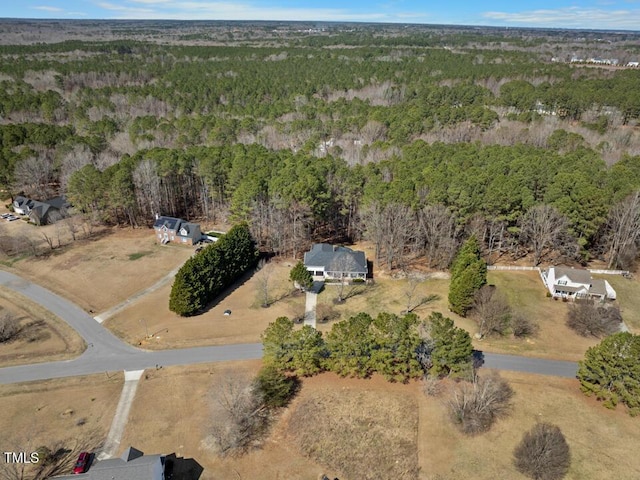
[287,374,419,480]
[0,286,85,367]
[6,227,193,313]
[119,360,330,480]
[0,373,123,476]
[104,259,304,348]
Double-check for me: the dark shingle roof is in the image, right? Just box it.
[153,216,182,230]
[53,448,163,480]
[304,243,367,274]
[178,222,200,239]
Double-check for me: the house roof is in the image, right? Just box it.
[153,216,182,230]
[44,196,68,209]
[178,222,200,239]
[553,284,585,293]
[589,279,608,297]
[14,195,30,207]
[29,201,53,221]
[553,267,592,285]
[53,447,163,480]
[304,243,367,273]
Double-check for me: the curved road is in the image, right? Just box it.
[0,270,578,385]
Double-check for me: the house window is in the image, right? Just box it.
[315,271,323,276]
[557,280,567,285]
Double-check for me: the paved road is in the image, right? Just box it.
[0,270,578,385]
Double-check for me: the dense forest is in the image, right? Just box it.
[2,20,640,268]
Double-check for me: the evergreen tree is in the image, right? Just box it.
[289,261,313,291]
[577,332,640,416]
[261,316,296,371]
[255,364,298,408]
[428,312,473,379]
[324,312,375,378]
[448,236,487,316]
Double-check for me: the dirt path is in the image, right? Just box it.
[98,369,145,460]
[94,265,182,324]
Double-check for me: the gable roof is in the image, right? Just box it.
[153,216,182,230]
[53,447,163,480]
[178,222,200,239]
[304,243,367,273]
[552,266,592,285]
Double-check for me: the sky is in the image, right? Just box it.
[2,1,640,30]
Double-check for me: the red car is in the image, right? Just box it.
[73,452,90,474]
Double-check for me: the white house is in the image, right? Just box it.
[303,243,368,281]
[540,266,616,301]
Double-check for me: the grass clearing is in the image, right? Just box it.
[120,362,640,480]
[105,259,304,348]
[0,287,85,367]
[4,228,194,313]
[128,250,153,261]
[0,373,123,471]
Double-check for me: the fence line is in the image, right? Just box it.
[487,266,540,271]
[487,265,630,276]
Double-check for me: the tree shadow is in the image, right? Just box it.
[472,350,485,369]
[406,294,440,314]
[198,268,258,315]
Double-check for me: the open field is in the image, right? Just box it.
[118,360,334,480]
[104,259,304,348]
[118,361,640,480]
[0,373,123,475]
[0,286,85,367]
[1,226,193,313]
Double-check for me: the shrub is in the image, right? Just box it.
[513,423,571,480]
[0,312,20,343]
[447,373,514,435]
[512,314,538,338]
[566,300,622,338]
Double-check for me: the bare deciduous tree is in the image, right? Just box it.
[417,204,458,268]
[12,152,56,199]
[566,300,622,338]
[605,191,640,269]
[447,373,514,435]
[513,423,571,480]
[519,205,569,266]
[473,286,512,337]
[208,374,268,456]
[0,312,20,343]
[255,259,273,308]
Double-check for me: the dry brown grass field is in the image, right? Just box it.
[104,259,304,348]
[1,226,193,313]
[0,287,85,367]
[0,373,123,474]
[118,362,640,480]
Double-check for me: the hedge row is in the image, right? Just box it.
[169,223,259,316]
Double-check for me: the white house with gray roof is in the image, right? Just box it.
[540,266,616,300]
[53,446,165,480]
[303,243,368,281]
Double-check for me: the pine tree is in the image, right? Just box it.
[289,261,313,291]
[448,236,487,316]
[255,364,298,408]
[577,332,640,416]
[428,312,473,378]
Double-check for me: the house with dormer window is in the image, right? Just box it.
[153,215,202,245]
[540,266,616,301]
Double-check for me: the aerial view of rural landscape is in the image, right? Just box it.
[1,1,640,479]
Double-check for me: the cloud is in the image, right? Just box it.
[96,0,426,22]
[32,5,64,12]
[483,7,640,29]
